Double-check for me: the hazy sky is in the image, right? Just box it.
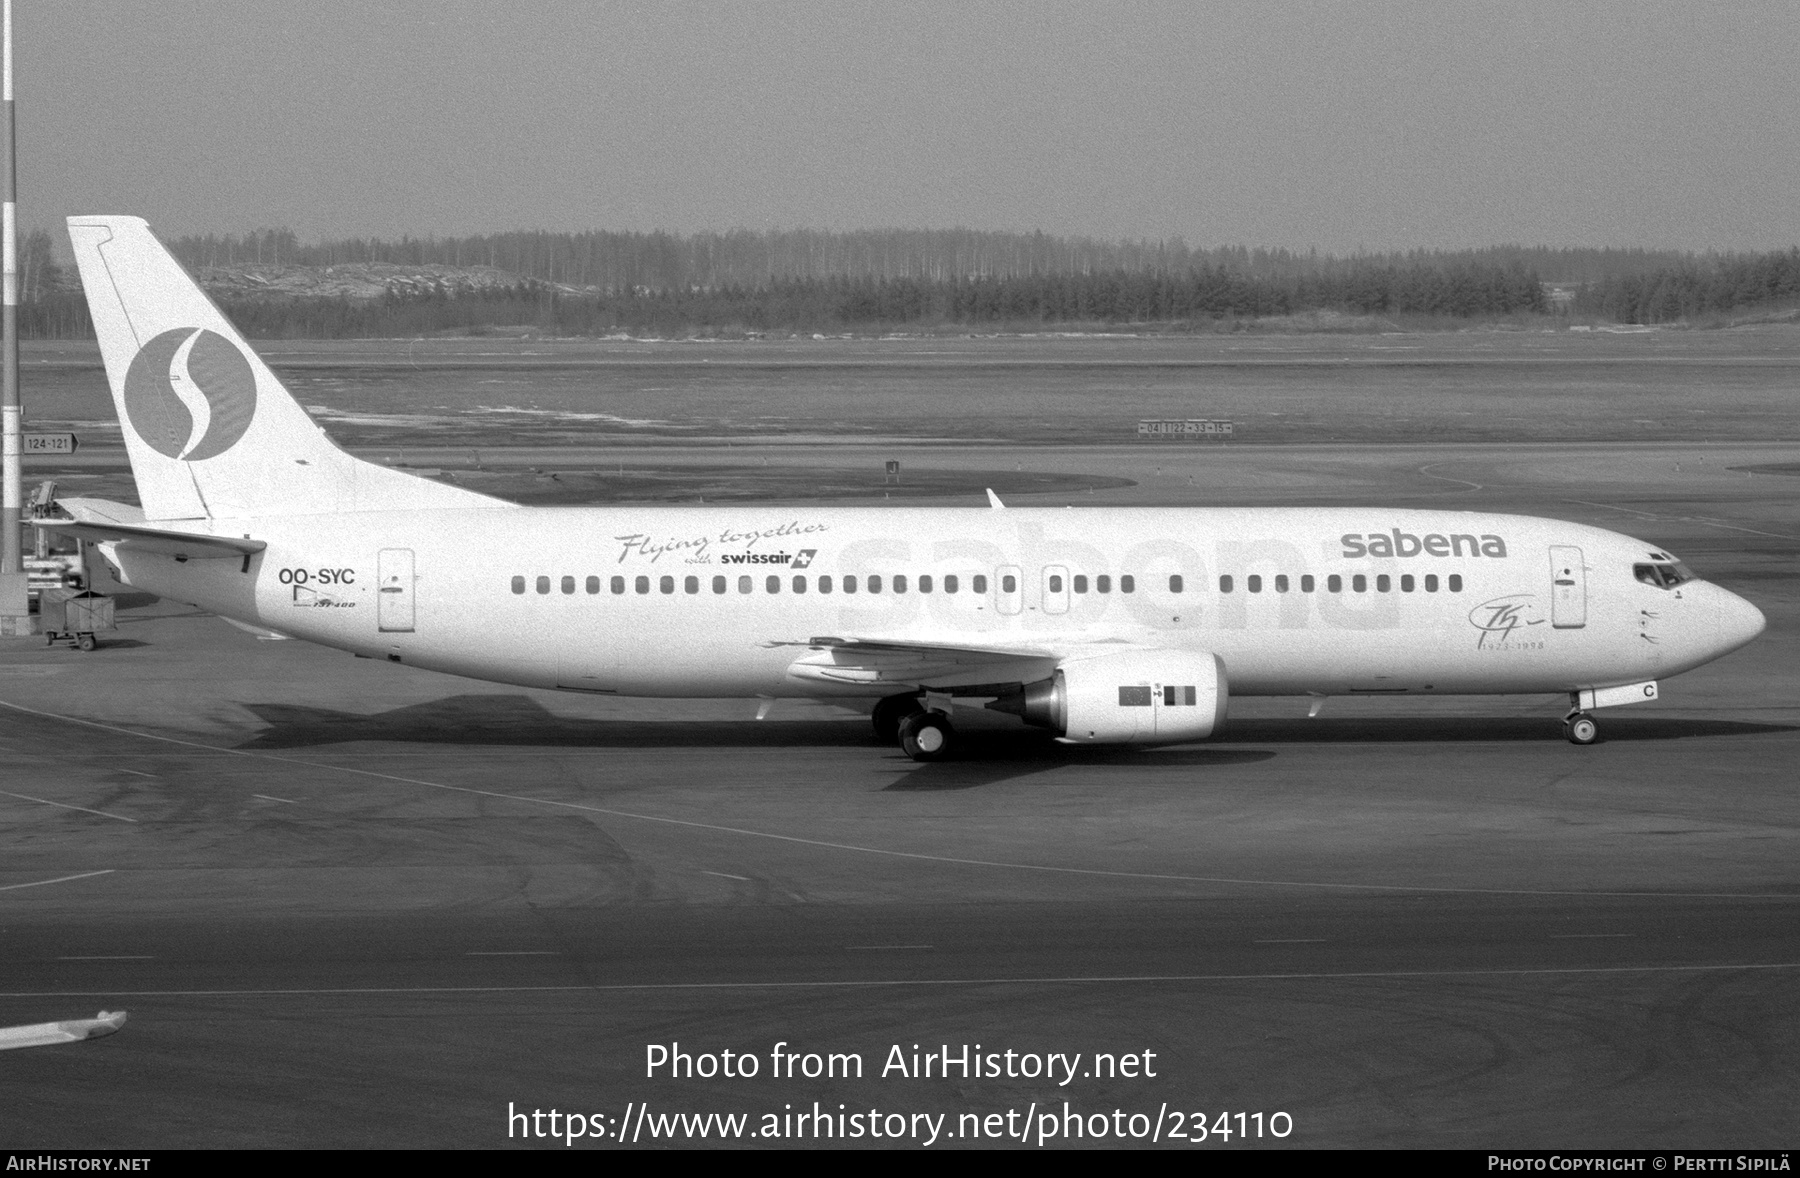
[22,1,1800,251]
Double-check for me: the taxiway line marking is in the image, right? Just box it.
[4,698,1800,901]
[466,951,558,956]
[1560,498,1797,540]
[0,870,116,894]
[847,945,934,951]
[1680,516,1796,539]
[1416,463,1483,492]
[5,960,1800,999]
[56,956,153,961]
[0,790,136,823]
[701,871,751,881]
[117,769,157,779]
[1255,938,1326,943]
[1561,497,1660,520]
[253,795,295,804]
[1550,933,1634,939]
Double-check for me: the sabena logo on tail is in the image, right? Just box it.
[121,327,258,461]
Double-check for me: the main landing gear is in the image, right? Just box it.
[1563,698,1600,746]
[898,711,955,762]
[872,692,957,761]
[871,693,925,745]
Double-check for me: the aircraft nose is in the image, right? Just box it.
[1714,586,1766,655]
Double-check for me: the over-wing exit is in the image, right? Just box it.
[45,216,1765,760]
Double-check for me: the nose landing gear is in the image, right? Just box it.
[1563,706,1599,745]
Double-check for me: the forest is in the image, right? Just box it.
[13,227,1800,338]
[160,262,1551,340]
[1569,249,1800,323]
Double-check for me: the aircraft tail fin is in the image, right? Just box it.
[65,216,508,522]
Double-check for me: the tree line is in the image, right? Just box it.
[62,262,1540,340]
[162,227,1650,291]
[15,225,1800,337]
[1570,249,1800,323]
[160,228,1798,291]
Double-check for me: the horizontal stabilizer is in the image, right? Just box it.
[35,518,266,560]
[55,496,147,526]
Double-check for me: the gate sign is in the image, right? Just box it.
[23,433,78,455]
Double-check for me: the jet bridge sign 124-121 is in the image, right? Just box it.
[1138,419,1232,439]
[23,432,78,454]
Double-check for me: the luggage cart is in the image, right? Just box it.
[40,589,116,652]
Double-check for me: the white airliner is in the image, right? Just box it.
[44,216,1766,760]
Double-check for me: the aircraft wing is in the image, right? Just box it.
[774,634,1122,689]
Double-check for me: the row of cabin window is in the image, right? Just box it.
[508,572,1125,596]
[510,571,1464,597]
[1171,573,1463,594]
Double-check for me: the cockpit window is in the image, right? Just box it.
[1634,563,1692,589]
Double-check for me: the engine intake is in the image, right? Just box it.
[988,649,1227,744]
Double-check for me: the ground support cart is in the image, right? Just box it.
[40,588,116,652]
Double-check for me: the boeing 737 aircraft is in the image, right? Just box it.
[44,216,1766,760]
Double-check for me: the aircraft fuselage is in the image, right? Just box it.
[103,504,1765,703]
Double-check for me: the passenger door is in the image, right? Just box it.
[1549,545,1586,629]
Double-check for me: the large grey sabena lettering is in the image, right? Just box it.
[1340,530,1508,559]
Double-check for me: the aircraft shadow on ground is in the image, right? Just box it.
[884,741,1277,791]
[236,694,878,749]
[233,695,1792,754]
[1220,715,1796,743]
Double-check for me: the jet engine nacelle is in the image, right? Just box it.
[990,649,1228,744]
